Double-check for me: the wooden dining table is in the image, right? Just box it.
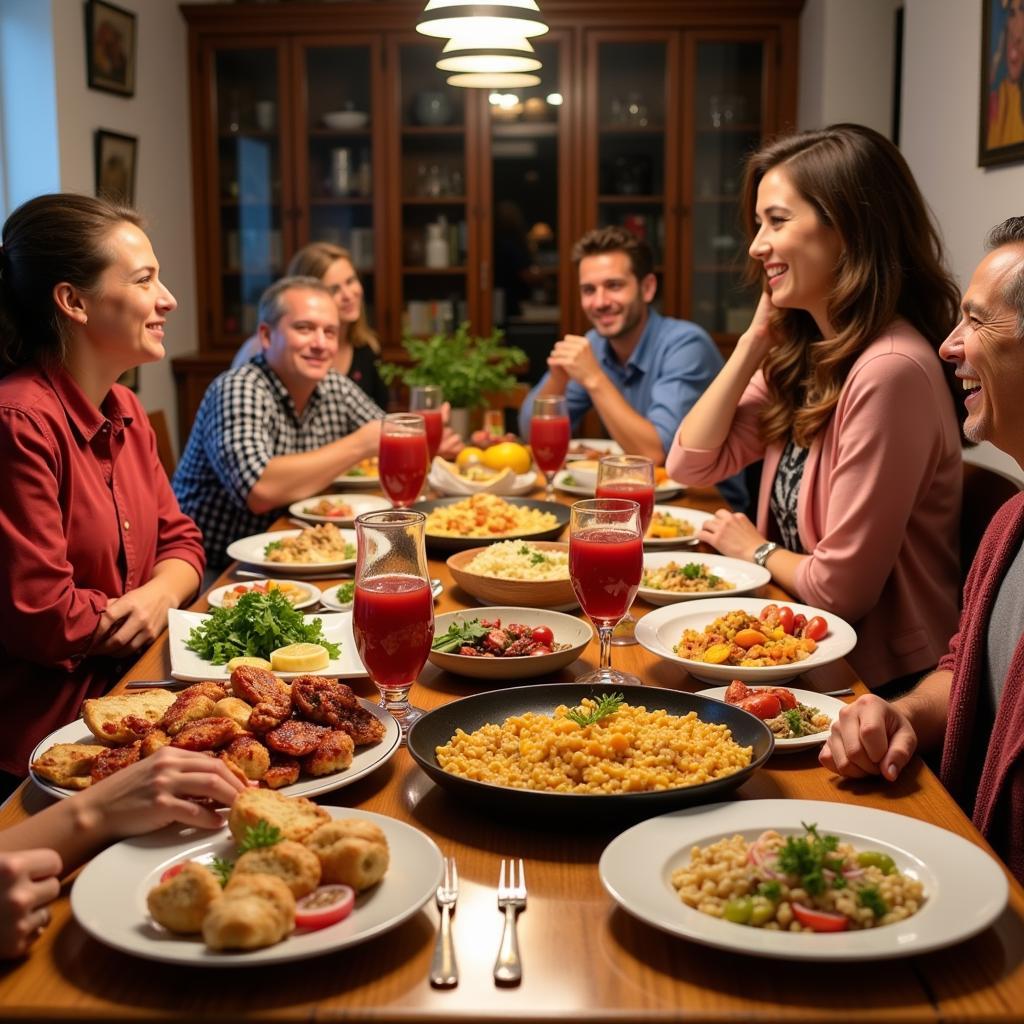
[1,480,1023,1023]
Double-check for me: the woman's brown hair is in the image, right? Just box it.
[739,124,961,447]
[286,242,379,353]
[0,193,142,374]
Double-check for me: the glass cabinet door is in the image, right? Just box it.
[587,34,679,315]
[210,44,288,349]
[389,39,473,340]
[687,38,768,340]
[295,39,379,334]
[484,35,569,386]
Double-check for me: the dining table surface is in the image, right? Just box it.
[1,476,1023,1024]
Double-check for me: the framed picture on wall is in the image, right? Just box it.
[86,0,137,97]
[979,0,1024,166]
[94,129,138,206]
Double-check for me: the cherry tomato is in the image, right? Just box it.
[232,585,247,594]
[764,686,798,711]
[736,693,782,720]
[295,884,355,931]
[791,902,849,932]
[724,680,751,705]
[758,604,779,622]
[776,605,795,635]
[530,625,554,647]
[802,616,828,642]
[792,613,807,635]
[159,863,185,883]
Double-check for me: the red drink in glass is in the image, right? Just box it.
[379,432,427,506]
[595,482,655,534]
[569,527,643,625]
[353,575,434,687]
[530,415,570,475]
[417,409,443,460]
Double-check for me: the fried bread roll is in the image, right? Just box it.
[233,841,321,898]
[228,788,330,843]
[304,819,389,891]
[147,862,222,934]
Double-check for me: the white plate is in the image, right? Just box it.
[638,552,770,606]
[427,468,537,498]
[635,597,858,684]
[288,493,391,525]
[168,608,367,682]
[332,465,380,487]
[318,581,356,612]
[565,438,624,461]
[226,529,358,574]
[28,701,400,802]
[643,505,711,548]
[206,579,323,611]
[696,685,845,753]
[71,806,441,966]
[599,799,1008,961]
[554,470,685,500]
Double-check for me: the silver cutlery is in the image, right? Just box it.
[430,856,459,988]
[493,857,527,985]
[234,568,353,582]
[824,688,855,697]
[125,679,191,689]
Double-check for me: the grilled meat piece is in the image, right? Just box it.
[264,720,328,757]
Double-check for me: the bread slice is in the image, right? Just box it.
[31,742,106,789]
[228,788,330,844]
[82,689,178,744]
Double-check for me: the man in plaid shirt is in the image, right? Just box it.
[173,276,383,569]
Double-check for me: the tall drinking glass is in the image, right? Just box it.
[409,384,444,460]
[568,498,643,687]
[352,509,434,741]
[530,395,570,498]
[595,455,655,646]
[379,413,428,508]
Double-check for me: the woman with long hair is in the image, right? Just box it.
[232,241,388,408]
[0,194,205,793]
[667,124,963,692]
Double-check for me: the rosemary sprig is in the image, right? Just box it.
[564,692,624,727]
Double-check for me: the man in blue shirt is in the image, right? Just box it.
[519,227,747,509]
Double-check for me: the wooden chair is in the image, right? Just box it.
[147,409,176,480]
[960,456,1022,584]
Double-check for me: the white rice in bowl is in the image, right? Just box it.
[464,541,569,582]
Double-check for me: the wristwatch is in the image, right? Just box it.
[752,541,779,567]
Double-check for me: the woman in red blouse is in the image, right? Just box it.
[0,194,206,791]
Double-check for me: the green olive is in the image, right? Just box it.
[723,897,753,924]
[749,900,776,926]
[856,851,896,875]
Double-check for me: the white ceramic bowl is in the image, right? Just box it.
[323,110,368,130]
[637,552,770,606]
[428,606,592,680]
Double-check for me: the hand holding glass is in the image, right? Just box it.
[352,510,434,740]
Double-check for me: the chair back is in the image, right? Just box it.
[961,459,1022,584]
[147,409,176,479]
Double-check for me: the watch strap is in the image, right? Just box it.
[752,541,778,567]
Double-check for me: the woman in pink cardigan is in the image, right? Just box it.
[666,124,963,690]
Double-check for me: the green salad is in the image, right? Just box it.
[185,589,340,664]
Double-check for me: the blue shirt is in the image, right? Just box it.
[519,311,748,510]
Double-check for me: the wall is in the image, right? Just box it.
[51,0,197,450]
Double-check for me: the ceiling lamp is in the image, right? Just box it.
[446,72,541,88]
[437,36,541,75]
[416,2,549,42]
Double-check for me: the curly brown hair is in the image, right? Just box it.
[286,242,379,353]
[740,124,960,447]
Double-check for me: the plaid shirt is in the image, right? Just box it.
[173,355,383,569]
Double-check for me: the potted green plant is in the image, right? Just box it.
[379,323,527,438]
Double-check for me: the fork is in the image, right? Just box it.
[493,857,527,985]
[430,856,459,988]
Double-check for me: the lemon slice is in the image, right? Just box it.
[225,656,273,672]
[270,643,329,672]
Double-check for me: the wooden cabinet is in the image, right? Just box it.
[176,0,800,446]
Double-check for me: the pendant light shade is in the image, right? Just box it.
[446,71,542,88]
[416,2,549,41]
[437,36,541,74]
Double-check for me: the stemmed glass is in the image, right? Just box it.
[378,412,428,509]
[409,384,444,461]
[530,395,570,498]
[568,498,644,686]
[595,455,655,646]
[352,509,435,741]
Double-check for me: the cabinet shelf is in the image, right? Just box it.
[402,266,467,275]
[598,125,666,134]
[598,195,664,205]
[310,196,373,205]
[401,125,465,135]
[219,131,277,141]
[695,123,761,134]
[491,122,559,138]
[401,196,467,205]
[308,127,372,138]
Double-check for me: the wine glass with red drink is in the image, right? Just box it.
[530,395,570,498]
[378,413,428,509]
[568,498,643,686]
[595,455,655,646]
[409,385,444,461]
[352,509,434,740]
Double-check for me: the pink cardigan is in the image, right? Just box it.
[666,321,962,688]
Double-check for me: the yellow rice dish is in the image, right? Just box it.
[425,494,559,538]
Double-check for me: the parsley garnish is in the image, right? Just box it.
[775,822,844,896]
[682,562,702,579]
[431,618,488,654]
[264,539,283,554]
[185,589,340,664]
[238,820,283,854]
[857,885,888,918]
[210,857,235,887]
[564,692,624,727]
[335,581,355,604]
[530,551,549,566]
[757,881,782,901]
[782,708,806,736]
